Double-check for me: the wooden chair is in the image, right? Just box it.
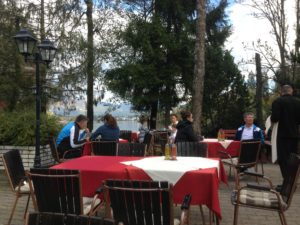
[103,179,192,225]
[152,131,169,155]
[176,141,208,157]
[28,168,102,216]
[143,132,154,155]
[220,140,261,179]
[48,136,81,163]
[26,212,114,225]
[223,129,237,140]
[120,130,132,142]
[232,153,300,225]
[1,149,31,225]
[91,141,118,156]
[118,143,146,156]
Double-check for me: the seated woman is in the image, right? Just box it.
[91,114,120,141]
[175,111,199,143]
[56,114,90,159]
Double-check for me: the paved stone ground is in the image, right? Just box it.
[0,162,300,225]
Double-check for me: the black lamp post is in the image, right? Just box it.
[14,28,57,168]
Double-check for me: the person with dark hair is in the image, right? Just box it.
[235,112,264,143]
[56,114,90,158]
[138,115,149,143]
[271,84,300,183]
[175,111,199,142]
[91,114,120,141]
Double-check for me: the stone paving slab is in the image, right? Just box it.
[0,162,299,225]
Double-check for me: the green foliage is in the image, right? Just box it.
[0,110,62,146]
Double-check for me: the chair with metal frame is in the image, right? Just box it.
[219,139,261,177]
[25,212,114,225]
[91,140,118,156]
[28,168,102,216]
[48,136,81,163]
[103,179,192,225]
[231,153,300,225]
[118,143,146,156]
[176,141,208,157]
[119,130,132,142]
[223,129,237,140]
[143,132,154,155]
[1,149,31,225]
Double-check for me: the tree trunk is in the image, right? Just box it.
[86,0,94,131]
[255,53,263,127]
[150,101,158,130]
[192,0,206,135]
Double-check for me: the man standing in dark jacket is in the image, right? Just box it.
[271,85,300,181]
[175,111,199,142]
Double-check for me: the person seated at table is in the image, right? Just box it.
[175,110,200,143]
[138,115,149,143]
[168,113,179,130]
[91,114,120,141]
[56,114,90,159]
[235,112,264,143]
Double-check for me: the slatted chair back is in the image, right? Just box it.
[26,212,114,225]
[280,153,300,208]
[143,132,154,155]
[91,141,118,156]
[2,149,26,191]
[176,142,208,157]
[120,130,132,142]
[28,168,83,214]
[49,136,61,163]
[152,131,169,155]
[130,143,147,156]
[238,140,261,168]
[117,143,131,156]
[2,149,31,225]
[103,179,173,225]
[223,129,237,140]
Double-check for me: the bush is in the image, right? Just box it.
[0,110,62,146]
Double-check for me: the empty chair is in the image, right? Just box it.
[176,142,208,157]
[28,168,101,216]
[220,140,261,177]
[103,179,192,225]
[119,130,132,142]
[91,141,118,156]
[223,129,237,140]
[143,132,154,155]
[232,153,300,225]
[118,143,146,156]
[26,212,114,225]
[48,136,81,163]
[1,149,31,225]
[152,131,169,155]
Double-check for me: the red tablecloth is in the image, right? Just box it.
[51,156,226,219]
[82,139,128,156]
[203,139,241,157]
[131,132,138,142]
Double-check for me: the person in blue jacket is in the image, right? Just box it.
[56,114,90,158]
[91,114,120,141]
[235,112,264,143]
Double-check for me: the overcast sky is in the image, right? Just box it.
[225,0,296,75]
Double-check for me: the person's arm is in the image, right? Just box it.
[270,100,280,122]
[70,126,86,148]
[91,126,103,140]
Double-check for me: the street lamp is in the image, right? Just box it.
[13,28,57,168]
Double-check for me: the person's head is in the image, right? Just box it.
[103,114,117,128]
[281,84,293,96]
[139,115,148,125]
[243,112,254,127]
[75,114,88,129]
[180,110,193,122]
[170,114,178,124]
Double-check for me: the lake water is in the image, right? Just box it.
[93,120,140,132]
